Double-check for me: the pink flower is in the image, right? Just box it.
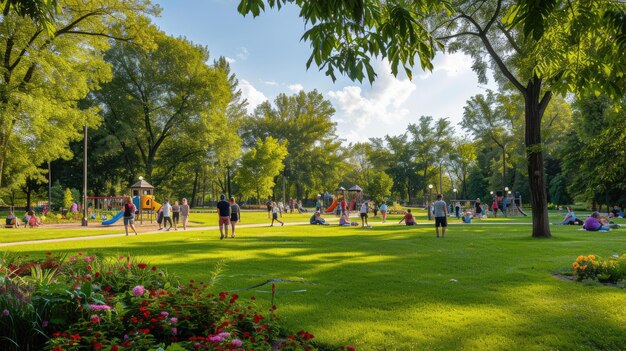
[169,317,178,323]
[84,256,93,262]
[85,274,92,280]
[2,309,9,316]
[132,285,145,297]
[89,304,111,311]
[160,311,169,317]
[171,327,178,335]
[218,332,230,338]
[231,339,243,347]
[209,335,223,342]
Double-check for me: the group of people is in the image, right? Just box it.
[4,210,41,228]
[155,198,191,232]
[216,194,242,239]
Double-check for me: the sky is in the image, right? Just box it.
[152,0,496,143]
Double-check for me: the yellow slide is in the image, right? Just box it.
[141,195,162,212]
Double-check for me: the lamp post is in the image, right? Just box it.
[453,188,458,219]
[428,184,433,220]
[82,125,88,227]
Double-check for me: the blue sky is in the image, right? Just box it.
[152,0,494,143]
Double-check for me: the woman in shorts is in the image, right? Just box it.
[229,197,241,237]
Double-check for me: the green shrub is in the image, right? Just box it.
[572,254,626,284]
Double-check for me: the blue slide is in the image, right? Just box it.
[101,211,124,225]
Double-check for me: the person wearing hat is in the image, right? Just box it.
[217,194,231,239]
[161,198,173,231]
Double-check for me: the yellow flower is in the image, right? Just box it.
[589,255,596,260]
[580,265,587,270]
[577,255,584,261]
[573,262,579,269]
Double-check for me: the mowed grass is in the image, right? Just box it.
[2,213,626,350]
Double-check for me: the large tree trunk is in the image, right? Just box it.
[525,77,551,238]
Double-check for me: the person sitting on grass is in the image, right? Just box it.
[310,211,328,225]
[28,211,41,227]
[562,207,582,225]
[339,213,358,226]
[5,211,17,228]
[462,211,472,224]
[398,209,416,226]
[583,212,611,231]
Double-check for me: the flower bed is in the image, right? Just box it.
[571,254,626,284]
[0,253,355,351]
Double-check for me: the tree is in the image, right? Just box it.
[93,29,231,183]
[241,90,342,199]
[462,90,514,196]
[407,116,453,194]
[368,135,418,203]
[365,170,393,204]
[234,137,288,202]
[0,0,157,189]
[239,0,626,238]
[447,137,477,199]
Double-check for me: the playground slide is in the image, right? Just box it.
[153,201,162,212]
[324,200,338,213]
[101,211,124,225]
[348,198,357,211]
[516,204,528,216]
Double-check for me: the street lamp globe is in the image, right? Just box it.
[505,186,509,192]
[490,191,494,195]
[138,176,144,181]
[453,188,457,193]
[428,184,433,189]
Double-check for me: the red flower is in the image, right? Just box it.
[70,334,81,340]
[138,263,148,269]
[86,264,92,270]
[346,346,356,351]
[94,342,102,350]
[111,346,119,351]
[151,266,157,271]
[253,314,264,323]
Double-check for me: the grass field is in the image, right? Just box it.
[2,210,625,350]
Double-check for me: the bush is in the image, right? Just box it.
[0,253,350,351]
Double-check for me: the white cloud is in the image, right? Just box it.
[224,57,236,64]
[239,79,267,113]
[264,80,278,86]
[288,83,304,92]
[327,60,416,143]
[236,47,249,60]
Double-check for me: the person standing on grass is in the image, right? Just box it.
[180,198,190,230]
[474,198,482,220]
[359,200,371,228]
[229,197,240,238]
[270,201,284,226]
[434,194,448,238]
[161,198,173,231]
[217,194,231,239]
[172,200,180,231]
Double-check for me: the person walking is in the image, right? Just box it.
[379,201,388,223]
[161,198,173,231]
[229,197,240,238]
[217,194,231,239]
[172,200,180,230]
[289,198,295,214]
[180,198,190,230]
[123,197,138,236]
[270,201,284,226]
[265,198,272,219]
[434,194,448,238]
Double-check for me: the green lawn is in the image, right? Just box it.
[2,212,626,350]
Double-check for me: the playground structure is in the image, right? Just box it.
[324,185,363,215]
[450,192,526,218]
[93,178,162,225]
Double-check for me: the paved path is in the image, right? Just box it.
[0,219,532,248]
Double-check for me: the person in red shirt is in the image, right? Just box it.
[399,209,416,226]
